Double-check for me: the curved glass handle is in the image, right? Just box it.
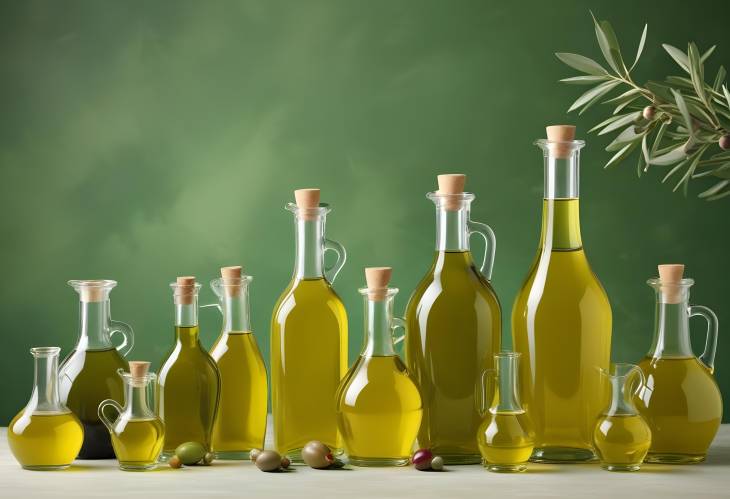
[323,238,347,283]
[467,220,496,281]
[627,365,647,397]
[110,320,134,357]
[98,399,123,433]
[201,303,223,315]
[391,317,406,357]
[689,305,719,373]
[475,369,496,417]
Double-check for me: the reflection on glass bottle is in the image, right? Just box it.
[336,267,422,466]
[477,352,534,473]
[8,347,84,470]
[405,174,500,465]
[636,264,722,464]
[59,280,134,459]
[157,277,221,459]
[512,126,612,463]
[99,362,165,471]
[271,188,348,460]
[210,266,267,460]
[593,363,651,472]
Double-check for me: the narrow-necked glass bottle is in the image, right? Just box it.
[8,347,84,470]
[59,279,134,459]
[157,277,221,459]
[99,361,165,471]
[336,267,422,466]
[405,174,501,464]
[477,352,535,473]
[636,264,722,464]
[512,125,612,462]
[271,188,348,460]
[210,266,267,459]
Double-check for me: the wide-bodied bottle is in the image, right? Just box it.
[271,188,348,460]
[405,174,501,464]
[512,125,612,462]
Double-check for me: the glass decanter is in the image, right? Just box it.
[477,352,535,473]
[209,266,267,460]
[636,264,722,464]
[157,277,221,459]
[593,363,651,472]
[99,362,165,471]
[59,279,134,459]
[8,347,84,470]
[512,125,612,463]
[404,173,501,465]
[271,188,348,460]
[336,267,422,466]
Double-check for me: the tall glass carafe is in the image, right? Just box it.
[405,174,500,464]
[59,279,134,459]
[8,347,84,470]
[157,277,221,459]
[512,125,612,463]
[210,265,267,459]
[336,267,422,466]
[271,188,348,460]
[636,264,722,464]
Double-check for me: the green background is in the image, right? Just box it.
[1,0,728,424]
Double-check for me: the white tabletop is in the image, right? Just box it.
[1,423,728,499]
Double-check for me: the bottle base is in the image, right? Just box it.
[644,452,705,464]
[119,462,158,471]
[215,450,254,460]
[529,447,595,463]
[348,456,410,467]
[484,462,527,473]
[601,463,641,472]
[21,464,72,471]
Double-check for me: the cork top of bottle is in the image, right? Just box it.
[174,276,197,304]
[546,125,577,159]
[220,265,243,297]
[293,188,321,220]
[128,361,150,379]
[658,264,685,304]
[68,279,117,303]
[436,174,468,211]
[365,267,392,301]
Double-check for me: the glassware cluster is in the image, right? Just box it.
[6,125,722,474]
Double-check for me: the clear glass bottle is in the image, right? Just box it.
[271,188,348,460]
[511,125,612,463]
[8,347,84,470]
[209,266,267,460]
[59,279,134,459]
[157,277,221,459]
[99,362,165,471]
[593,363,651,472]
[336,267,422,466]
[636,264,722,464]
[477,352,535,473]
[405,174,501,465]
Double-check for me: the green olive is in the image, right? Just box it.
[175,442,207,465]
[302,441,333,469]
[255,450,282,472]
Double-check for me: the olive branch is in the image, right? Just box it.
[557,14,730,201]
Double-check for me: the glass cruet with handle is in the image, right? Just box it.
[59,279,134,459]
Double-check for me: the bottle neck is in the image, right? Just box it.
[436,205,470,252]
[221,292,251,333]
[492,355,523,413]
[605,375,638,416]
[362,295,396,357]
[294,217,325,279]
[124,380,155,419]
[175,299,198,328]
[539,147,583,251]
[31,352,62,413]
[175,325,201,348]
[77,300,114,350]
[648,299,693,358]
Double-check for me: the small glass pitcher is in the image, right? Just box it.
[593,363,651,472]
[99,362,165,471]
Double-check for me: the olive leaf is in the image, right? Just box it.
[555,53,608,75]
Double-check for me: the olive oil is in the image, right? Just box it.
[110,418,165,470]
[593,415,651,471]
[478,413,535,472]
[8,412,84,470]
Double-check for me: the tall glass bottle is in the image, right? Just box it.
[636,264,722,464]
[59,279,134,459]
[157,276,221,459]
[8,347,84,470]
[271,188,348,460]
[336,267,422,466]
[210,265,267,459]
[405,174,500,464]
[512,125,612,463]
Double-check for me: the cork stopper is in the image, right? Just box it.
[546,125,576,159]
[80,286,104,303]
[220,265,243,297]
[175,276,197,305]
[294,188,321,220]
[437,174,466,211]
[71,280,113,303]
[365,267,392,301]
[658,264,685,304]
[128,361,150,378]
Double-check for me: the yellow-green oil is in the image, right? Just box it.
[593,414,651,471]
[405,251,501,464]
[477,412,535,472]
[210,331,268,459]
[59,347,127,458]
[271,278,347,459]
[336,356,422,466]
[512,199,612,462]
[157,326,220,456]
[7,412,84,470]
[110,418,165,470]
[636,356,722,463]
